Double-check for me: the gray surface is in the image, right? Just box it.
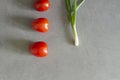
[0,0,120,80]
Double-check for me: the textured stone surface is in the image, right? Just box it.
[0,0,120,80]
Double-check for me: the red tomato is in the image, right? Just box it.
[34,0,50,12]
[29,41,48,57]
[32,18,49,32]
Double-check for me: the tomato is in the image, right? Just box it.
[29,41,48,57]
[32,18,49,32]
[34,0,50,12]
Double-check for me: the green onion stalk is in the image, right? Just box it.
[65,0,85,46]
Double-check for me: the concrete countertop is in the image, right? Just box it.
[0,0,120,80]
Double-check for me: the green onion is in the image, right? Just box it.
[65,0,85,46]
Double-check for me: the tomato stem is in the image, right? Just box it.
[65,0,85,46]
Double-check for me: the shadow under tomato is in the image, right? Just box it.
[14,0,36,10]
[4,39,33,55]
[9,15,34,31]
